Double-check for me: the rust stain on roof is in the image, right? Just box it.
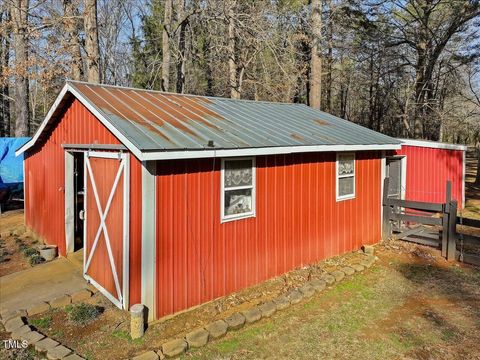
[74,83,173,143]
[161,93,225,123]
[291,133,304,140]
[121,89,199,137]
[66,81,400,151]
[314,119,331,126]
[75,83,227,141]
[141,92,224,134]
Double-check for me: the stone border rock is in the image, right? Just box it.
[0,315,82,359]
[132,253,377,359]
[0,286,95,359]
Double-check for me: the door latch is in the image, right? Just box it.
[79,210,85,220]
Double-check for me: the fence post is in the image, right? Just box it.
[447,200,458,261]
[441,181,452,258]
[382,177,391,240]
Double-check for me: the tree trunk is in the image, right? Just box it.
[228,0,240,99]
[476,160,480,185]
[0,8,11,136]
[64,0,83,81]
[175,0,186,93]
[476,147,480,185]
[367,51,375,129]
[204,36,214,96]
[10,0,30,137]
[309,0,322,110]
[84,0,100,83]
[162,0,173,92]
[325,0,333,112]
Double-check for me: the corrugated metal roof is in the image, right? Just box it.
[68,81,400,151]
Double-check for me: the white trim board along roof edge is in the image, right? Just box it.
[399,138,467,151]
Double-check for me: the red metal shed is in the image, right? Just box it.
[17,81,401,321]
[384,139,466,208]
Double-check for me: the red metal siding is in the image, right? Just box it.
[24,99,142,306]
[155,151,381,318]
[395,145,463,206]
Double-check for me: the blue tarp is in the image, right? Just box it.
[0,137,30,203]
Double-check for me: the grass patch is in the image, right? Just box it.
[65,303,101,326]
[50,328,65,339]
[111,329,145,345]
[216,337,241,353]
[22,247,38,257]
[213,321,274,354]
[28,254,45,265]
[30,314,52,329]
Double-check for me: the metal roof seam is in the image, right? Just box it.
[207,100,304,146]
[291,106,378,145]
[295,105,401,144]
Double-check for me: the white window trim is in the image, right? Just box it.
[336,152,356,201]
[221,157,256,223]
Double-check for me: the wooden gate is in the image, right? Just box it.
[84,151,129,309]
[382,178,480,266]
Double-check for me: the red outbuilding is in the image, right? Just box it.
[383,139,466,208]
[16,81,463,321]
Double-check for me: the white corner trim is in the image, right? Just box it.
[399,138,467,151]
[462,150,466,208]
[141,160,157,321]
[380,151,386,234]
[401,156,407,200]
[65,151,75,254]
[123,154,131,311]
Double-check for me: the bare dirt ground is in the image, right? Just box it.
[27,250,368,360]
[0,210,39,276]
[1,151,479,360]
[457,149,480,256]
[462,149,480,221]
[184,242,480,360]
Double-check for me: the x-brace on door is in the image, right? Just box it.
[83,151,129,309]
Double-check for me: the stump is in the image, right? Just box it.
[130,304,145,340]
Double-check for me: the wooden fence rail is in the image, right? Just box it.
[382,178,457,261]
[383,177,480,266]
[456,217,480,228]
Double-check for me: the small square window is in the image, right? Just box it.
[221,158,256,222]
[336,153,355,200]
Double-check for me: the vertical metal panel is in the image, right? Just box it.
[395,145,463,206]
[24,99,142,307]
[155,151,382,318]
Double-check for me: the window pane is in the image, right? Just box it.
[224,188,252,216]
[387,159,402,198]
[338,154,354,176]
[338,177,354,197]
[224,160,253,188]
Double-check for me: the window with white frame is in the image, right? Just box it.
[221,158,255,221]
[336,153,355,200]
